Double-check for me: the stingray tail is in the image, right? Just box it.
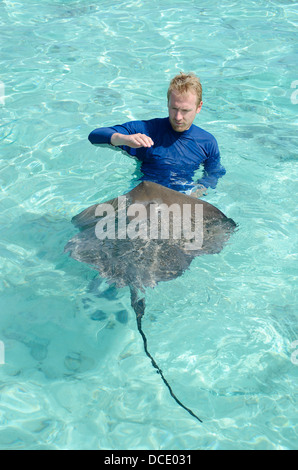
[129,287,203,424]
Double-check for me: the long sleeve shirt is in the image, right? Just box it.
[88,117,226,193]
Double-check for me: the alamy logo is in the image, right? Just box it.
[0,81,5,106]
[0,341,4,365]
[94,197,204,250]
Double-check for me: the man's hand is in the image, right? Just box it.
[111,133,154,149]
[191,184,208,198]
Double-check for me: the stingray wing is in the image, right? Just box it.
[64,182,236,289]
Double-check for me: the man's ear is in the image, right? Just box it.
[196,101,203,114]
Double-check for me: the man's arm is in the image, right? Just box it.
[196,136,226,190]
[88,122,153,149]
[88,127,116,145]
[197,153,226,189]
[111,132,154,148]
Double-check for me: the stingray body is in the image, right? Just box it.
[64,181,236,422]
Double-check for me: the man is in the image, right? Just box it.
[88,72,225,196]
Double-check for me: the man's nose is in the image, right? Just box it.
[175,110,183,120]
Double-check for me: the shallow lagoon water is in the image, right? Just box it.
[0,0,297,450]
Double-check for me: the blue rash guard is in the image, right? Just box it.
[88,117,226,193]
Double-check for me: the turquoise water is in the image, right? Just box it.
[0,0,297,450]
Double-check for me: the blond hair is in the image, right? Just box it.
[167,72,202,106]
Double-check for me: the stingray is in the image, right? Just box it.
[64,181,236,422]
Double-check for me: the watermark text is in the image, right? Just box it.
[94,197,204,250]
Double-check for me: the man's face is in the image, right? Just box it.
[168,90,203,132]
